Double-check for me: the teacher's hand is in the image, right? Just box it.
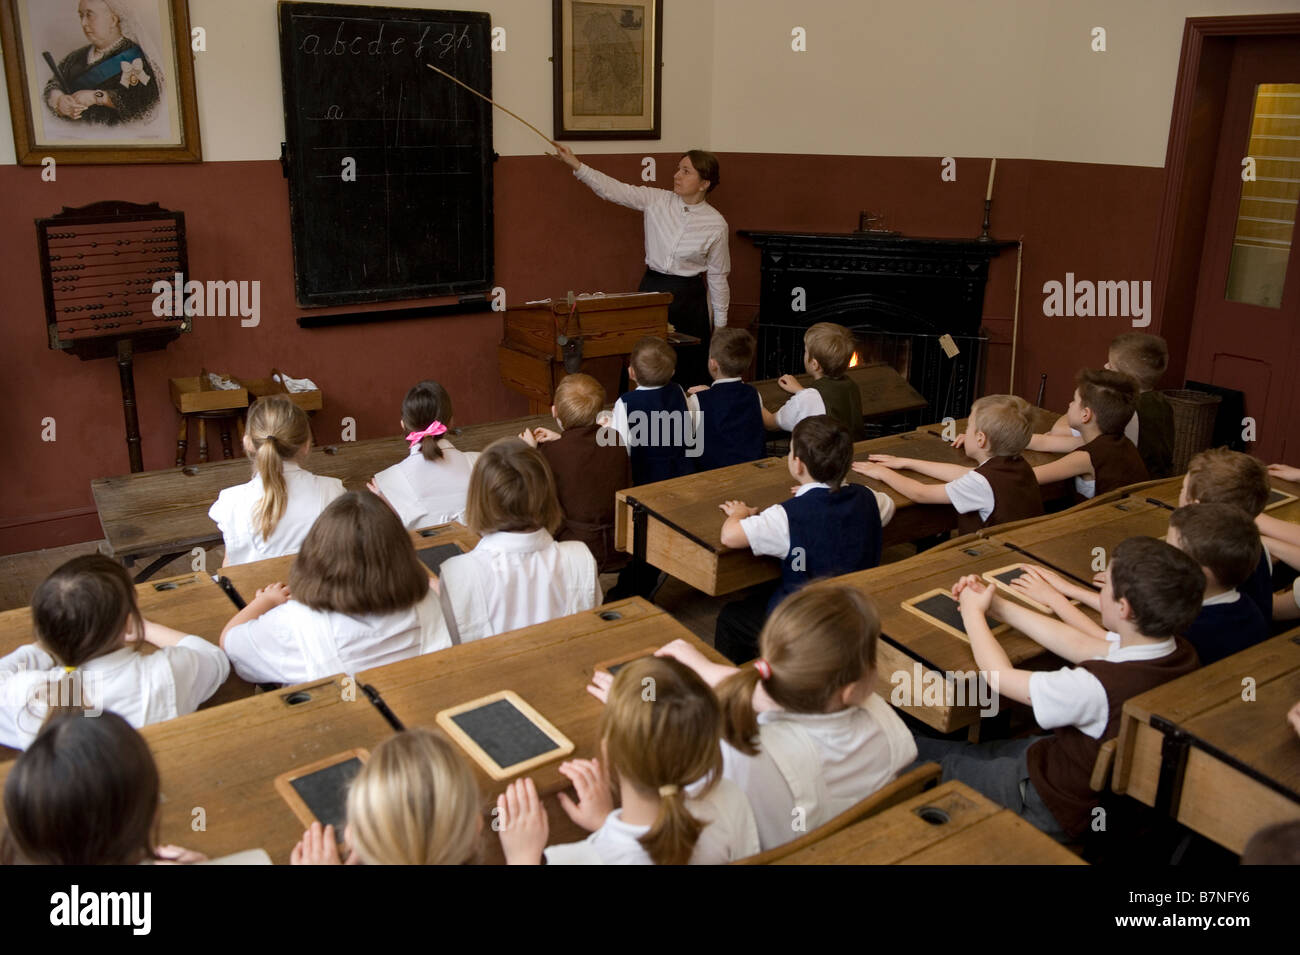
[551,143,581,171]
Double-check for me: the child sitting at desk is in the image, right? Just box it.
[519,372,630,573]
[920,537,1203,842]
[762,322,865,439]
[438,438,600,644]
[369,380,478,530]
[1179,448,1276,620]
[2,709,208,864]
[713,415,894,664]
[1030,369,1148,500]
[292,728,482,865]
[209,394,345,566]
[686,327,767,471]
[220,491,450,685]
[0,556,229,751]
[654,583,917,851]
[853,394,1044,535]
[1024,333,1172,479]
[610,336,697,486]
[496,656,761,864]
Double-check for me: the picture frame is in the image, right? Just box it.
[0,0,202,164]
[552,0,662,140]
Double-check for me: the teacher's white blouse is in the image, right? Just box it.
[574,163,731,328]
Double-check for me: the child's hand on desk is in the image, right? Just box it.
[851,461,889,482]
[290,822,351,865]
[1010,567,1071,611]
[953,575,996,617]
[1268,463,1300,483]
[533,427,561,443]
[777,374,804,394]
[517,428,538,448]
[497,778,550,865]
[719,500,759,519]
[1092,568,1109,589]
[587,668,614,703]
[1288,700,1300,740]
[255,582,291,607]
[867,453,907,469]
[687,385,710,395]
[557,758,614,832]
[951,433,967,450]
[153,844,208,865]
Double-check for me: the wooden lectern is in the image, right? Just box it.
[498,292,675,412]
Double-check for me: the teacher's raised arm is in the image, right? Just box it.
[550,145,731,388]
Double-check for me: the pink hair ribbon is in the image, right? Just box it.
[406,420,448,448]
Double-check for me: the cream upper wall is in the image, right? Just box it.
[2,0,1298,167]
[709,0,1300,167]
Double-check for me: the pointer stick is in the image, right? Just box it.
[425,62,556,150]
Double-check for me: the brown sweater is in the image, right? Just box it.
[1027,637,1199,838]
[1081,432,1149,497]
[539,424,632,573]
[955,454,1045,536]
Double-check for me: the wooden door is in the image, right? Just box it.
[1185,36,1300,463]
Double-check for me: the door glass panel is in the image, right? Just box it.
[1226,83,1299,308]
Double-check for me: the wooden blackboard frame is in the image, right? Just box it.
[278,2,495,309]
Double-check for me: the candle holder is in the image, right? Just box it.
[977,199,993,242]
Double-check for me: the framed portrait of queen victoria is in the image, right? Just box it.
[0,0,201,163]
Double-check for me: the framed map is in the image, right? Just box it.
[552,0,662,140]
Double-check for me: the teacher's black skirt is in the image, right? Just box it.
[638,268,711,388]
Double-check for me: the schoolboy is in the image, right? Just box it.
[761,322,865,440]
[1031,369,1148,499]
[687,327,767,471]
[610,336,697,485]
[854,394,1043,535]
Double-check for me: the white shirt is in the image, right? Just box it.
[0,638,229,750]
[1028,631,1178,739]
[371,440,479,530]
[944,469,996,522]
[773,388,826,433]
[222,591,449,685]
[738,482,895,557]
[208,462,346,565]
[438,529,600,644]
[543,777,760,864]
[575,164,731,327]
[721,695,918,851]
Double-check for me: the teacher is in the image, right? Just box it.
[552,144,730,387]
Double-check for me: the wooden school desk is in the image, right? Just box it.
[356,597,727,863]
[985,498,1175,585]
[752,362,927,420]
[0,570,256,731]
[615,411,1066,598]
[0,674,394,864]
[1113,629,1300,854]
[836,538,1081,733]
[774,780,1085,865]
[92,412,553,581]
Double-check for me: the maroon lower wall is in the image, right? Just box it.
[0,152,1165,554]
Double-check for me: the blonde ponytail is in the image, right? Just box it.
[719,582,880,756]
[245,395,311,541]
[600,657,723,865]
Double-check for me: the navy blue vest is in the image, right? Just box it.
[1240,551,1274,621]
[1184,594,1269,666]
[693,380,767,472]
[620,385,696,485]
[770,484,882,612]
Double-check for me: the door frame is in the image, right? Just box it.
[1152,13,1300,389]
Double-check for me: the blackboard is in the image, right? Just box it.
[276,753,366,831]
[416,543,463,575]
[278,3,494,308]
[902,588,1006,642]
[1266,488,1297,510]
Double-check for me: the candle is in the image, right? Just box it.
[986,158,997,201]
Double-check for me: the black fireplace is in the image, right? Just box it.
[740,231,1015,431]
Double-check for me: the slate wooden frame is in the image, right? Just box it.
[0,0,202,164]
[552,0,662,140]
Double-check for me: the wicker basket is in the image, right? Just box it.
[1165,389,1223,474]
